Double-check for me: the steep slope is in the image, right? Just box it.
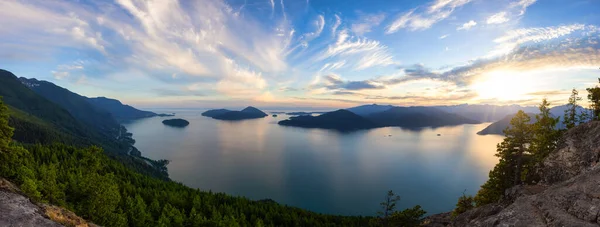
[425,121,600,226]
[278,109,377,131]
[87,97,157,121]
[367,106,480,128]
[0,69,167,179]
[19,77,120,136]
[0,178,95,227]
[0,70,93,143]
[346,104,394,116]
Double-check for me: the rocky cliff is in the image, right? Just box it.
[0,178,97,227]
[425,121,600,227]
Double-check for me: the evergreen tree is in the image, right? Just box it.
[372,190,425,227]
[531,99,561,161]
[564,89,585,129]
[587,78,600,121]
[452,191,474,216]
[378,190,400,221]
[0,97,13,149]
[474,110,532,205]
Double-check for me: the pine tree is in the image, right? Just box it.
[452,191,474,216]
[474,110,532,205]
[564,89,583,129]
[531,99,560,161]
[0,97,14,149]
[378,190,400,220]
[587,78,600,121]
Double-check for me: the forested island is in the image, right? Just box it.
[202,106,268,120]
[162,118,190,127]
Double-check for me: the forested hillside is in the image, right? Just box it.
[0,70,168,179]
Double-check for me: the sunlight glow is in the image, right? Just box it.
[472,71,538,101]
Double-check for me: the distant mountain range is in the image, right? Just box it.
[0,69,169,178]
[278,109,377,131]
[365,106,480,128]
[431,104,540,122]
[202,107,268,120]
[477,105,590,135]
[19,78,165,123]
[346,104,394,116]
[87,97,171,121]
[279,103,585,132]
[477,113,537,135]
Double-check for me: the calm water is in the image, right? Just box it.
[123,109,504,216]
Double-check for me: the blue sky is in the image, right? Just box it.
[1,0,599,109]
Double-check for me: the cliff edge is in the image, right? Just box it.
[425,121,600,226]
[0,178,97,227]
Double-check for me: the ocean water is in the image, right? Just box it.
[123,109,503,216]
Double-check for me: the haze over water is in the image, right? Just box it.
[124,109,504,216]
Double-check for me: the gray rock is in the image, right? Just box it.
[0,190,63,227]
[425,122,600,227]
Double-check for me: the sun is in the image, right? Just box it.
[472,71,537,101]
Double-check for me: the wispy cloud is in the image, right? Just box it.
[317,31,395,70]
[383,28,600,87]
[439,34,450,39]
[489,24,589,56]
[311,74,385,92]
[457,20,477,30]
[486,12,509,24]
[332,14,342,34]
[511,0,537,16]
[386,0,472,33]
[319,60,347,72]
[351,12,386,36]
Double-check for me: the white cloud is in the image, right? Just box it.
[487,12,509,24]
[494,24,587,44]
[317,35,395,70]
[319,60,347,72]
[457,20,477,30]
[332,14,342,34]
[351,13,386,36]
[386,0,472,33]
[511,0,537,16]
[269,0,275,15]
[488,24,589,57]
[0,1,107,54]
[302,15,326,42]
[439,34,449,39]
[52,71,70,80]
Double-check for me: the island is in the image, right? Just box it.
[201,106,268,121]
[201,109,232,117]
[277,105,482,131]
[278,109,377,131]
[157,113,175,117]
[162,118,190,127]
[286,111,327,116]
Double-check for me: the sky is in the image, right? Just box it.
[1,0,600,109]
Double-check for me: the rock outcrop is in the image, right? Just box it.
[425,121,600,226]
[0,177,97,227]
[0,178,62,226]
